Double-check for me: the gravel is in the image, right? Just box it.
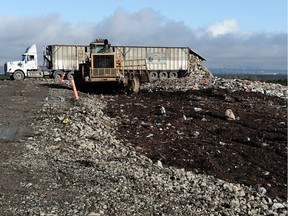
[5,77,288,215]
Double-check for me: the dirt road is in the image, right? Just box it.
[0,79,49,212]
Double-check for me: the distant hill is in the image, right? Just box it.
[210,68,287,75]
[0,66,3,74]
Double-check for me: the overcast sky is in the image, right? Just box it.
[0,0,287,70]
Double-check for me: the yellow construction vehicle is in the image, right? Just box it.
[74,39,148,93]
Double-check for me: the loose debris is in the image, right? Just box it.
[0,75,287,215]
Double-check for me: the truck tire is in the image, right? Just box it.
[131,76,140,93]
[13,71,24,81]
[169,71,178,79]
[54,71,64,82]
[149,71,158,81]
[67,71,74,80]
[159,71,168,79]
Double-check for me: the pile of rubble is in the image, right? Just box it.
[6,77,286,215]
[143,75,287,98]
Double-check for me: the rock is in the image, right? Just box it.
[258,187,267,195]
[87,212,100,216]
[272,202,285,210]
[157,160,163,168]
[237,189,246,197]
[225,109,236,120]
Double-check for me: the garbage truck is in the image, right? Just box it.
[4,44,88,80]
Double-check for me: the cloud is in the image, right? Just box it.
[0,9,286,70]
[206,19,239,37]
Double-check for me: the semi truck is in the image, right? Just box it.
[4,39,211,82]
[4,44,88,80]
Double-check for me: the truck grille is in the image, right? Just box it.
[91,68,117,77]
[92,54,115,68]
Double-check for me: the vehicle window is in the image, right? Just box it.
[27,55,34,61]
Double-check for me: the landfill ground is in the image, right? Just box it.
[105,87,287,200]
[0,77,287,211]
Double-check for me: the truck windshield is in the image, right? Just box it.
[21,55,26,61]
[90,45,105,53]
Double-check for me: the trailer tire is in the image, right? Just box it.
[54,71,64,82]
[13,71,24,81]
[67,71,74,80]
[169,71,178,79]
[149,71,158,81]
[159,71,168,79]
[131,76,140,93]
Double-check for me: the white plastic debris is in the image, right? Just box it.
[160,106,166,114]
[194,107,202,112]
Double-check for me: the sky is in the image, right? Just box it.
[0,0,287,70]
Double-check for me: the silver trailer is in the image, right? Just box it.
[44,45,88,71]
[113,45,207,79]
[44,45,89,80]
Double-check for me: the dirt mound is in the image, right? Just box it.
[106,88,287,199]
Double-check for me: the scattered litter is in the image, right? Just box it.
[183,115,187,120]
[194,107,202,112]
[62,118,70,124]
[219,141,226,146]
[160,106,166,114]
[193,131,200,137]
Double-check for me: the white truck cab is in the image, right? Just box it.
[5,44,40,80]
[4,44,90,81]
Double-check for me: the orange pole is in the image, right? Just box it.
[71,79,79,100]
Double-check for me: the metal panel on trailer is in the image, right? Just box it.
[114,46,190,71]
[48,45,88,70]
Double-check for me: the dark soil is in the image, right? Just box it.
[0,79,49,212]
[106,88,287,200]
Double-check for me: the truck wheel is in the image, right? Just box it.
[169,71,178,79]
[159,71,168,79]
[54,71,64,82]
[131,76,140,93]
[67,71,74,80]
[149,71,158,81]
[13,71,24,81]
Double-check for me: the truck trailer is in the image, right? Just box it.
[4,44,88,80]
[113,45,209,80]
